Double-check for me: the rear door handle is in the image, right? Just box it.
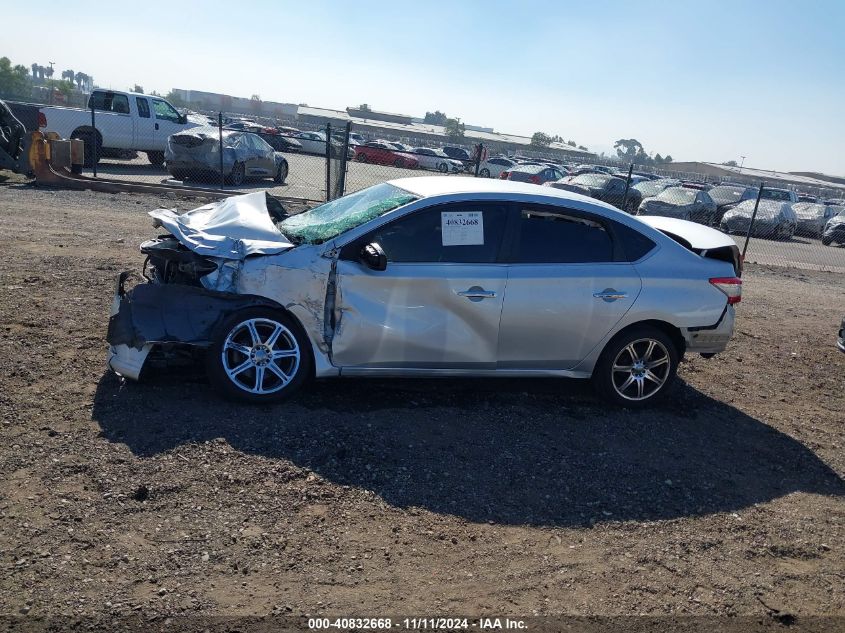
[457,287,497,300]
[593,289,627,301]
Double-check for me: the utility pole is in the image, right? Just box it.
[738,155,746,174]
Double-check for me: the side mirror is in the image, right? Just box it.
[179,114,188,125]
[359,242,387,271]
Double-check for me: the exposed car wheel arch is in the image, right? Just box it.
[607,319,687,360]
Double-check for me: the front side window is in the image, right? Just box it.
[152,99,181,122]
[514,206,614,264]
[364,204,508,263]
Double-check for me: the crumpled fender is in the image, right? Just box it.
[107,278,282,350]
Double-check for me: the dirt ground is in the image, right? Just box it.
[1,183,844,626]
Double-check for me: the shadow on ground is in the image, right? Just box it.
[92,370,844,527]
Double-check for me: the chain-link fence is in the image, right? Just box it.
[3,91,845,273]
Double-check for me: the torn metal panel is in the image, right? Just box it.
[149,192,294,259]
[107,276,281,350]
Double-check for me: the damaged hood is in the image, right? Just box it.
[149,192,294,260]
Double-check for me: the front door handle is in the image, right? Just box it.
[593,288,627,302]
[155,123,159,130]
[457,287,497,301]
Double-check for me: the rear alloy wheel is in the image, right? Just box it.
[822,235,833,246]
[592,326,678,407]
[479,168,490,178]
[393,158,405,168]
[274,161,288,184]
[438,162,449,173]
[207,309,312,404]
[227,162,245,186]
[356,153,368,163]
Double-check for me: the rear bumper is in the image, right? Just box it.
[682,305,736,354]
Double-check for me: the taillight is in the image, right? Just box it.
[710,277,742,305]
[38,112,47,128]
[500,171,509,179]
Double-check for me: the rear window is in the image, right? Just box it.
[89,91,130,114]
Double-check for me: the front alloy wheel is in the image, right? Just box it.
[592,326,678,407]
[207,309,311,403]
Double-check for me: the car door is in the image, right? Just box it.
[133,96,157,151]
[331,202,510,369]
[497,204,642,370]
[249,134,275,176]
[150,98,185,151]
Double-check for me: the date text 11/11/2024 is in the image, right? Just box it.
[307,617,527,629]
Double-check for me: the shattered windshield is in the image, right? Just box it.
[279,183,418,244]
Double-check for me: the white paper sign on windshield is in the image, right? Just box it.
[441,211,484,246]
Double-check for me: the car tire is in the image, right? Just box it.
[170,170,188,182]
[438,162,449,173]
[393,158,404,168]
[146,151,165,167]
[274,162,288,184]
[822,235,833,246]
[591,326,679,408]
[356,153,367,163]
[479,168,490,178]
[206,308,312,404]
[226,162,245,186]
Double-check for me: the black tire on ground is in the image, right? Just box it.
[591,325,679,408]
[822,235,833,246]
[146,151,165,167]
[393,158,404,168]
[356,153,367,163]
[206,307,313,404]
[226,162,245,186]
[438,162,449,173]
[274,161,288,184]
[479,168,490,178]
[70,130,101,168]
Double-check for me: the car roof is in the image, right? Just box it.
[390,176,616,209]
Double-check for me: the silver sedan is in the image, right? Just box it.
[107,178,742,407]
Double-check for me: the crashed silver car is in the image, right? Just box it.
[792,202,839,238]
[720,199,797,240]
[107,178,742,407]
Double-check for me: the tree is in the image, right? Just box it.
[357,103,371,112]
[567,140,576,147]
[165,91,187,108]
[722,160,738,167]
[664,155,673,163]
[654,153,663,163]
[614,138,647,162]
[423,110,448,125]
[530,132,552,147]
[577,145,588,151]
[444,117,465,141]
[0,57,30,99]
[133,84,144,94]
[45,79,73,96]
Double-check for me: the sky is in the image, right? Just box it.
[5,0,845,175]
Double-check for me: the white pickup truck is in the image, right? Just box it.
[39,89,199,166]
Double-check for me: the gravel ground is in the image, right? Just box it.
[1,183,844,626]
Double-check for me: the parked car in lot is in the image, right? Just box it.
[247,127,302,153]
[548,173,643,213]
[798,194,818,203]
[354,140,419,168]
[165,128,288,186]
[633,178,680,201]
[792,203,840,238]
[708,185,758,224]
[612,173,649,187]
[37,89,198,166]
[502,164,567,186]
[681,181,712,191]
[720,199,797,240]
[107,178,740,408]
[637,187,717,226]
[822,209,845,246]
[294,131,332,155]
[479,157,516,178]
[410,147,463,172]
[442,146,471,162]
[760,187,799,203]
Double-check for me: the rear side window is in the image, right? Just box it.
[136,97,150,118]
[362,205,508,263]
[514,207,614,263]
[611,222,656,261]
